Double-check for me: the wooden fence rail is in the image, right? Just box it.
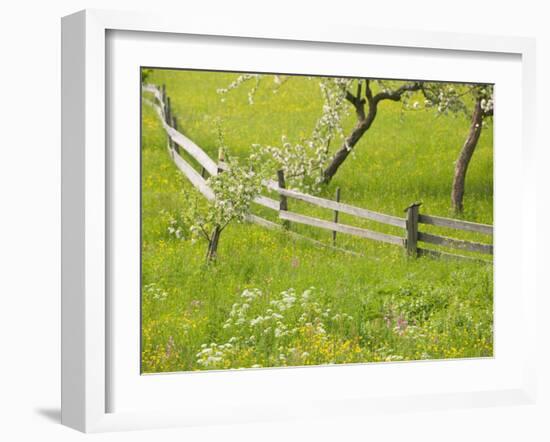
[266,183,407,229]
[419,213,493,235]
[279,211,405,246]
[417,231,493,255]
[142,83,494,263]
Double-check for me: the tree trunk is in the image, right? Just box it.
[322,106,377,184]
[206,225,222,262]
[451,98,484,213]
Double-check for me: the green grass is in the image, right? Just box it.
[141,69,493,373]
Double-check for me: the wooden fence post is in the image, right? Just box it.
[161,84,166,108]
[405,202,421,257]
[277,169,290,229]
[332,187,341,245]
[172,115,179,154]
[166,96,172,125]
[161,84,167,121]
[166,97,173,150]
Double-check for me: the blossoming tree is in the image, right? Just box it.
[186,150,264,261]
[218,76,423,191]
[321,79,425,184]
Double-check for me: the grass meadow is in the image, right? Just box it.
[141,69,493,373]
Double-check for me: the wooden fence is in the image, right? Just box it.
[142,83,493,263]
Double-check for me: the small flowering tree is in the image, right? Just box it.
[186,152,264,262]
[419,83,494,212]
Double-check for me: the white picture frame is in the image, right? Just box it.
[61,9,537,433]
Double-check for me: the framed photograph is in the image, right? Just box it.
[61,9,537,433]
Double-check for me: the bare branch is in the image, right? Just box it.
[344,81,366,120]
[365,79,374,105]
[374,82,422,104]
[345,90,357,104]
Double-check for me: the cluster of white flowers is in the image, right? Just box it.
[256,78,352,191]
[218,75,352,192]
[480,98,493,114]
[211,165,262,220]
[404,84,464,115]
[316,78,351,145]
[195,286,357,369]
[216,73,261,104]
[167,218,184,239]
[195,337,239,368]
[196,342,231,367]
[479,90,494,114]
[143,283,168,301]
[413,83,494,119]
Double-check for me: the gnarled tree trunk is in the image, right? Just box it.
[451,98,484,213]
[322,106,377,184]
[321,80,422,185]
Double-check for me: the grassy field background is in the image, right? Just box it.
[141,69,493,373]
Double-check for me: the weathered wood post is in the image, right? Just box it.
[332,187,341,246]
[161,84,166,110]
[166,96,172,131]
[165,96,173,153]
[171,115,179,154]
[405,202,421,257]
[277,169,290,229]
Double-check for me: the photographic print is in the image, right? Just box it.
[140,68,494,373]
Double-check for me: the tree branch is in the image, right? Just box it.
[219,219,233,232]
[344,90,356,104]
[419,83,437,103]
[374,82,422,104]
[365,79,374,105]
[199,225,211,242]
[345,84,366,120]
